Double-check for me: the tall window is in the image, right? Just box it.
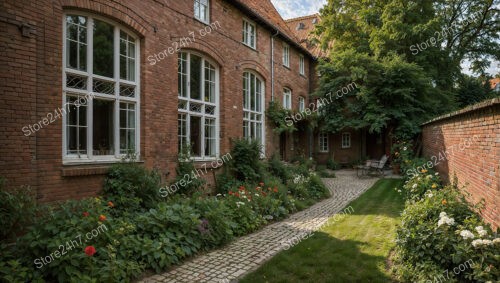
[283,88,292,109]
[242,20,256,49]
[63,14,139,161]
[243,72,264,147]
[319,133,329,152]
[283,43,290,67]
[298,96,305,112]
[178,52,219,159]
[194,0,209,23]
[299,54,305,75]
[342,132,351,148]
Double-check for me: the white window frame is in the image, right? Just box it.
[319,133,329,152]
[298,96,305,112]
[283,43,290,67]
[177,51,220,161]
[194,0,210,23]
[242,19,256,49]
[342,132,351,148]
[299,54,305,75]
[62,12,141,164]
[283,88,292,110]
[243,71,266,155]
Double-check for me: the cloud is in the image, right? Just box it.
[271,0,327,19]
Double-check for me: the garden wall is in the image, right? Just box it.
[421,98,499,229]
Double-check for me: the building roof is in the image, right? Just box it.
[490,78,500,90]
[231,0,315,58]
[285,14,326,58]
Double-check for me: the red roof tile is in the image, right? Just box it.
[285,14,326,58]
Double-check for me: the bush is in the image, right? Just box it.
[0,183,38,242]
[214,171,244,195]
[230,139,264,182]
[326,158,340,170]
[267,154,291,184]
[103,162,161,213]
[394,173,500,283]
[172,157,206,196]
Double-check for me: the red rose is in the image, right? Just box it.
[235,192,240,197]
[82,212,89,217]
[273,188,278,193]
[98,215,106,221]
[84,246,96,256]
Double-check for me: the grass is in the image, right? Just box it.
[240,178,405,283]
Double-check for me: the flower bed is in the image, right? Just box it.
[392,159,499,282]
[0,141,329,282]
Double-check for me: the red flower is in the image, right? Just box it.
[273,188,278,193]
[262,192,267,197]
[238,186,245,191]
[82,212,90,217]
[84,246,96,256]
[234,192,240,197]
[229,191,233,195]
[256,187,261,191]
[248,196,252,201]
[268,187,272,191]
[107,201,114,208]
[259,182,264,186]
[98,215,107,221]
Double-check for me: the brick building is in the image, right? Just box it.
[0,0,327,202]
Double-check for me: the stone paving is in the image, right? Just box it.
[139,170,380,283]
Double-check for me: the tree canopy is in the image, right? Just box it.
[313,0,499,138]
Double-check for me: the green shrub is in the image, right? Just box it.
[172,157,206,196]
[326,158,340,170]
[394,179,500,283]
[401,170,441,201]
[214,171,244,195]
[267,154,291,184]
[230,139,264,182]
[103,162,161,213]
[0,184,38,242]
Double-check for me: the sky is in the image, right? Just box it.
[270,0,327,19]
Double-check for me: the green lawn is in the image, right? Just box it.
[240,179,404,283]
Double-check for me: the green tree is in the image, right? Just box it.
[313,0,499,137]
[456,75,495,107]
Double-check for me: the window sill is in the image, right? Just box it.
[62,160,144,176]
[242,42,257,51]
[194,17,211,26]
[283,65,290,70]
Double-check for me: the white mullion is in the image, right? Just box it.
[186,53,191,152]
[200,59,205,158]
[62,16,68,158]
[87,17,94,159]
[114,26,120,157]
[134,36,140,158]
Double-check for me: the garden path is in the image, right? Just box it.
[139,170,379,283]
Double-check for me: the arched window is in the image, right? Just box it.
[62,13,140,162]
[178,51,219,159]
[243,72,265,148]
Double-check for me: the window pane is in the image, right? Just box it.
[178,53,188,97]
[256,79,262,112]
[119,103,135,154]
[93,99,114,155]
[178,114,187,154]
[66,16,87,71]
[190,54,202,100]
[250,74,256,111]
[204,64,215,103]
[205,118,216,157]
[66,96,87,155]
[93,20,114,78]
[243,73,249,109]
[190,116,201,156]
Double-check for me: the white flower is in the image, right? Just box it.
[426,175,432,179]
[235,201,245,208]
[440,212,447,218]
[435,172,439,175]
[412,184,418,189]
[403,147,407,150]
[482,239,492,246]
[437,212,454,227]
[460,230,475,240]
[475,226,488,237]
[216,193,222,197]
[492,238,500,244]
[255,193,259,197]
[397,189,402,193]
[472,239,483,248]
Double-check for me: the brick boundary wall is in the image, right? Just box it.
[421,98,499,229]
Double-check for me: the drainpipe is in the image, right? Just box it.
[271,30,279,101]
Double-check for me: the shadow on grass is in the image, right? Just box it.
[241,231,391,283]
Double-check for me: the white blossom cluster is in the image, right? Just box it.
[437,212,455,227]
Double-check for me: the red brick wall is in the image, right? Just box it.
[0,0,314,202]
[422,100,499,229]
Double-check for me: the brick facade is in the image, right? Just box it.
[422,99,500,229]
[0,0,316,202]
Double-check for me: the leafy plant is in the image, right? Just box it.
[266,101,297,133]
[326,158,340,170]
[230,138,264,182]
[0,182,38,242]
